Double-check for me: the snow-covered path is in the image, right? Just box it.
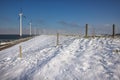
[0,35,120,80]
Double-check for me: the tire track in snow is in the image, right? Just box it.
[33,39,81,80]
[19,47,59,80]
[19,37,75,80]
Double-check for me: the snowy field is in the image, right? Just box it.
[0,35,120,80]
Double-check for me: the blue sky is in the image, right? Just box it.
[0,0,120,34]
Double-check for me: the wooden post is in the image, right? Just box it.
[19,45,22,58]
[112,24,115,38]
[56,33,59,46]
[85,24,88,37]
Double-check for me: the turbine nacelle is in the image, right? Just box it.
[19,13,23,16]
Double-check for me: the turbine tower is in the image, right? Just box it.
[19,12,23,37]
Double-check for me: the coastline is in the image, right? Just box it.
[0,37,33,51]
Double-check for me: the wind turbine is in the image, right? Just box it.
[19,8,26,37]
[19,9,23,37]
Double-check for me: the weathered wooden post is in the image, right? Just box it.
[85,24,88,37]
[56,33,59,46]
[19,45,22,58]
[112,24,115,38]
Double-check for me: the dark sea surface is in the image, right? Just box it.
[0,34,31,42]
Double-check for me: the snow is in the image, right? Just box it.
[0,35,120,80]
